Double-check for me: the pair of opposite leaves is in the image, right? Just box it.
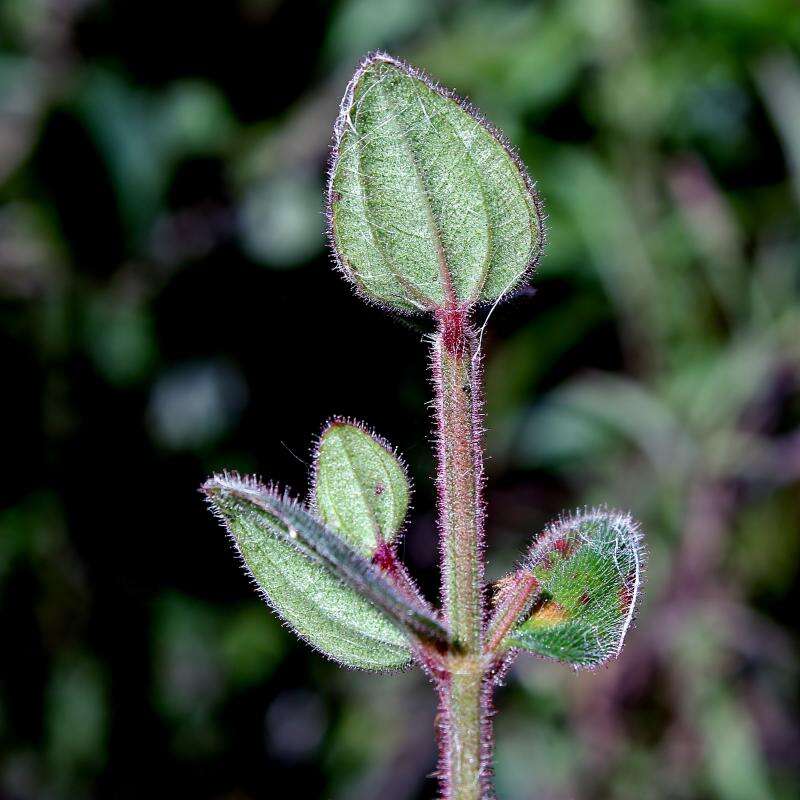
[205,421,643,671]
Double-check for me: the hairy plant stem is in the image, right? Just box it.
[433,308,489,800]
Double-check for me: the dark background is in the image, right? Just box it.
[2,1,800,798]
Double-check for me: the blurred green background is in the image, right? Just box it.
[2,0,799,798]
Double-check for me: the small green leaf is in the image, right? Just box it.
[204,474,449,669]
[328,52,544,313]
[502,510,645,668]
[314,420,409,556]
[204,474,410,669]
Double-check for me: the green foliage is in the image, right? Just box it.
[314,420,410,556]
[204,474,413,670]
[204,473,452,670]
[503,511,644,668]
[6,0,800,796]
[328,52,544,312]
[206,52,643,797]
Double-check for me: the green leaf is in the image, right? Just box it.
[313,420,409,556]
[502,510,645,668]
[204,474,449,669]
[328,51,544,313]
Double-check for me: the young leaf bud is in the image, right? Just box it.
[313,419,409,557]
[327,52,544,314]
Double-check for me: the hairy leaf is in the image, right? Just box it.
[204,474,448,669]
[328,51,544,313]
[314,420,409,556]
[501,510,645,668]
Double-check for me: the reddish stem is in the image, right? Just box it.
[485,573,539,654]
[373,540,449,679]
[432,307,491,799]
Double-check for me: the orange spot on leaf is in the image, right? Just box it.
[529,600,569,628]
